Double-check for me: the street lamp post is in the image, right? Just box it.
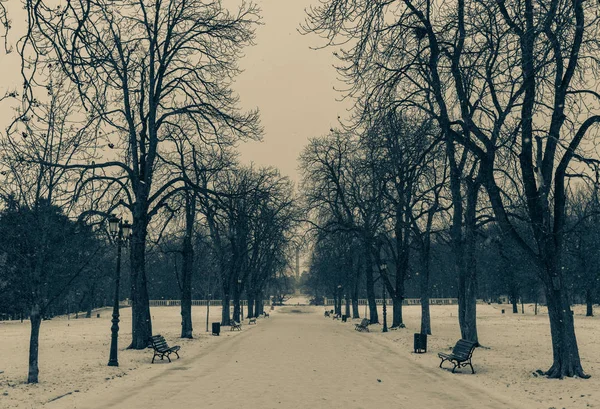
[381,263,388,333]
[107,214,132,367]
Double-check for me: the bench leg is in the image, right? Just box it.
[166,353,172,363]
[468,361,474,374]
[174,351,180,359]
[439,358,445,369]
[152,353,157,364]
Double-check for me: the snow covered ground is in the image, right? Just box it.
[0,299,597,408]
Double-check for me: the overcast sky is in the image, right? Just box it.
[0,0,349,185]
[234,0,350,184]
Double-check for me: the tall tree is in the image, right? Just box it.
[23,0,261,348]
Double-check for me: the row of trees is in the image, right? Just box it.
[300,0,600,379]
[0,0,298,384]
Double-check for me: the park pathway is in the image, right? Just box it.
[50,305,532,409]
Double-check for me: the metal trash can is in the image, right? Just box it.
[414,333,427,353]
[212,322,221,336]
[342,315,347,322]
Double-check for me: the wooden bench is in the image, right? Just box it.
[355,318,370,332]
[230,320,242,331]
[438,339,478,373]
[149,335,180,363]
[248,318,257,325]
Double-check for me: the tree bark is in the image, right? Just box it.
[420,253,432,335]
[221,292,231,325]
[180,192,195,339]
[351,299,360,318]
[247,292,255,318]
[391,296,403,328]
[27,304,42,383]
[457,178,479,344]
[254,292,262,316]
[352,253,361,318]
[365,244,378,324]
[544,277,588,378]
[232,282,241,322]
[586,289,593,317]
[128,213,152,349]
[85,284,95,318]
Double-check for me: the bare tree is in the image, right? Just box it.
[22,0,261,348]
[305,0,600,378]
[0,74,105,383]
[300,130,386,323]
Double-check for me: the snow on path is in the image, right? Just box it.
[48,306,534,409]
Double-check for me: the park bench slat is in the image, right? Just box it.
[149,335,181,364]
[438,339,477,373]
[354,318,370,332]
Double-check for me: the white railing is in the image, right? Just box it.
[131,299,272,307]
[323,298,458,306]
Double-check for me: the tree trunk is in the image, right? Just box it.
[345,297,350,317]
[180,193,195,339]
[232,283,241,322]
[586,289,593,317]
[544,280,588,378]
[128,215,152,349]
[365,245,378,324]
[85,284,95,318]
[254,293,262,316]
[351,298,360,319]
[457,179,479,344]
[391,296,403,328]
[392,208,410,329]
[420,250,432,335]
[27,305,42,383]
[221,292,231,325]
[352,256,361,319]
[247,292,255,318]
[510,276,519,313]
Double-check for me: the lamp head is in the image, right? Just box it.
[108,214,119,237]
[121,220,132,240]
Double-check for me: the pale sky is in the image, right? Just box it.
[0,0,349,184]
[234,0,350,184]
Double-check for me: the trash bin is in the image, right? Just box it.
[212,322,221,336]
[414,333,427,353]
[342,315,347,322]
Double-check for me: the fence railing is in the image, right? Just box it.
[131,299,271,307]
[323,298,458,306]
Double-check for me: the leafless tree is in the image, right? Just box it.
[300,130,386,323]
[21,0,261,348]
[305,0,600,378]
[0,73,105,383]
